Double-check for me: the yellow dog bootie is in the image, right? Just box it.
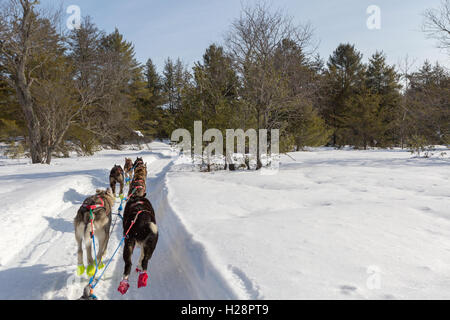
[76,265,85,276]
[86,264,96,277]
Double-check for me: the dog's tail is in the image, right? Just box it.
[149,221,158,235]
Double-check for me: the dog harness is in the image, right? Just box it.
[129,201,145,207]
[82,197,105,211]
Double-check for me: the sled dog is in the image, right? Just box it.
[110,165,124,197]
[117,195,158,295]
[74,188,115,277]
[124,158,133,181]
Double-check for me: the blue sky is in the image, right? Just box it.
[45,0,449,72]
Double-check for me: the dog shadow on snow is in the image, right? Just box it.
[63,188,89,205]
[43,216,73,233]
[0,264,72,299]
[45,183,109,234]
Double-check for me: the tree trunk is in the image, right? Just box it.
[256,108,262,170]
[14,79,43,164]
[45,146,53,165]
[11,1,43,164]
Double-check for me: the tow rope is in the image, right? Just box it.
[110,187,138,235]
[79,200,104,300]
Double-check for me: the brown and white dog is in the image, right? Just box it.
[117,195,158,295]
[124,158,133,183]
[133,157,144,169]
[128,178,146,198]
[110,165,124,197]
[128,158,147,198]
[74,188,115,277]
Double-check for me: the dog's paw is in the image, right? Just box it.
[138,272,148,288]
[76,265,85,276]
[86,264,96,277]
[118,280,130,295]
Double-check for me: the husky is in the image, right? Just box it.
[133,163,147,180]
[124,158,133,183]
[117,196,158,295]
[110,165,124,197]
[133,157,144,169]
[74,188,115,277]
[128,178,146,198]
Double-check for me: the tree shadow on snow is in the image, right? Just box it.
[0,169,110,182]
[100,150,173,161]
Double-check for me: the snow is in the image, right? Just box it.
[0,143,449,299]
[167,147,450,299]
[134,130,144,138]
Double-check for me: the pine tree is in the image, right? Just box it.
[365,51,402,146]
[93,28,142,146]
[0,65,24,140]
[323,44,366,146]
[340,91,383,149]
[162,57,191,134]
[406,61,450,145]
[271,39,330,151]
[191,44,241,130]
[133,59,166,140]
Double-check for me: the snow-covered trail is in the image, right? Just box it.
[2,144,448,300]
[0,142,238,300]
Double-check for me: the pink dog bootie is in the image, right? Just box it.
[138,272,148,288]
[118,279,130,295]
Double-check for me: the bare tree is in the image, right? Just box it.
[225,1,315,168]
[423,0,450,52]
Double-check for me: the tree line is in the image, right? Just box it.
[0,0,449,164]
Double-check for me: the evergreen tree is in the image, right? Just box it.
[0,65,24,140]
[145,58,162,95]
[273,39,331,150]
[190,44,241,130]
[94,28,142,146]
[406,61,450,145]
[134,59,166,140]
[340,91,384,149]
[162,57,190,133]
[365,51,402,146]
[323,44,366,146]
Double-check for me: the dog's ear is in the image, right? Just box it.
[95,189,102,194]
[143,193,147,197]
[106,188,113,196]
